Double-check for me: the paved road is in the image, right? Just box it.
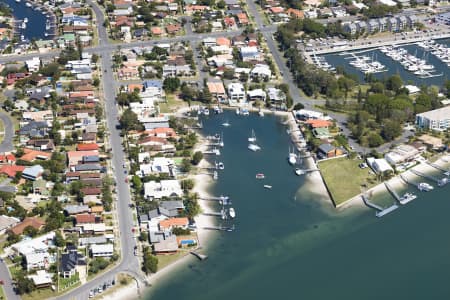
[0,258,20,300]
[56,1,144,299]
[0,111,15,152]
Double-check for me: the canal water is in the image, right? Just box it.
[145,111,450,300]
[1,0,49,40]
[322,39,450,87]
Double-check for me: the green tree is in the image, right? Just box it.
[120,109,144,131]
[142,247,158,274]
[192,151,203,165]
[381,120,402,142]
[23,225,38,237]
[163,77,181,92]
[181,158,191,173]
[367,132,384,147]
[386,74,403,93]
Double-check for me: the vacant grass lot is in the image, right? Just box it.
[319,157,377,206]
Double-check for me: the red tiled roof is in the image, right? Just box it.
[75,213,95,224]
[81,187,102,195]
[0,165,25,178]
[10,217,45,235]
[76,143,99,151]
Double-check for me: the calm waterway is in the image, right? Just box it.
[146,111,450,300]
[323,39,450,87]
[1,0,49,40]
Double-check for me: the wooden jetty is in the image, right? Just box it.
[199,196,232,205]
[384,182,416,205]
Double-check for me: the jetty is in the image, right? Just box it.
[410,168,448,186]
[190,251,208,261]
[385,181,417,205]
[202,148,220,156]
[361,194,399,217]
[427,162,449,174]
[202,225,235,232]
[199,195,232,205]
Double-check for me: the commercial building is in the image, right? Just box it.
[415,106,450,131]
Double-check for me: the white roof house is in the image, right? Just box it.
[10,232,55,256]
[295,109,324,120]
[267,88,286,103]
[26,57,41,72]
[144,180,183,200]
[250,64,272,79]
[28,270,53,286]
[227,82,246,103]
[25,252,51,271]
[247,89,266,101]
[139,157,174,177]
[91,244,114,257]
[385,145,419,166]
[367,158,394,174]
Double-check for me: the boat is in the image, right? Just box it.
[218,162,224,170]
[213,106,222,114]
[25,2,31,7]
[222,120,230,127]
[15,0,20,2]
[241,108,249,116]
[263,185,272,189]
[288,148,297,165]
[203,108,210,116]
[248,130,257,143]
[235,108,240,115]
[213,171,218,180]
[256,173,265,179]
[259,110,264,117]
[229,208,236,219]
[20,35,25,41]
[248,144,261,151]
[23,17,28,23]
[418,182,434,192]
[295,168,305,176]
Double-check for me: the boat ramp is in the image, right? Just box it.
[361,194,399,218]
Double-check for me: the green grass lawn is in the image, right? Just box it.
[0,286,5,299]
[157,250,189,270]
[319,157,377,206]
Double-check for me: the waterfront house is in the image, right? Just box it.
[317,143,344,159]
[366,157,394,175]
[153,235,178,254]
[378,17,388,32]
[144,180,183,200]
[385,144,419,166]
[356,21,367,33]
[267,88,286,107]
[367,19,380,33]
[159,217,189,230]
[207,81,227,101]
[247,89,267,102]
[227,82,246,103]
[159,200,185,217]
[406,15,418,28]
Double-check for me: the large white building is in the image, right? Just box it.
[385,145,419,166]
[415,106,450,131]
[227,83,246,103]
[144,180,183,200]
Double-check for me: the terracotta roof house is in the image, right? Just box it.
[20,148,51,162]
[287,8,305,18]
[224,17,236,28]
[10,217,45,235]
[237,13,249,25]
[67,150,99,166]
[76,143,99,151]
[81,187,102,196]
[159,217,189,230]
[305,119,332,128]
[151,27,163,36]
[166,24,182,35]
[75,214,96,224]
[216,37,231,47]
[0,165,26,178]
[0,154,16,165]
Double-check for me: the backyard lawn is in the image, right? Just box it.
[319,157,377,206]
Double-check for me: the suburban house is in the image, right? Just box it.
[60,246,87,278]
[90,244,114,257]
[227,82,246,103]
[144,180,183,200]
[317,143,345,159]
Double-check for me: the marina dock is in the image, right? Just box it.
[385,181,417,205]
[199,195,232,205]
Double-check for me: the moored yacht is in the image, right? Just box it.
[418,182,434,191]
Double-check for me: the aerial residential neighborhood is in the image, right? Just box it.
[0,0,449,298]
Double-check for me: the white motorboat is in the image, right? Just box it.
[418,182,434,191]
[21,22,26,29]
[222,121,230,127]
[23,17,28,23]
[218,162,224,170]
[295,168,305,176]
[229,208,236,218]
[248,129,257,143]
[288,148,297,165]
[235,108,240,115]
[25,2,32,7]
[414,69,428,76]
[248,144,261,151]
[259,110,264,117]
[241,108,249,116]
[255,173,265,179]
[15,0,20,2]
[263,185,272,189]
[203,108,210,116]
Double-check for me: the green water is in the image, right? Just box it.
[146,111,450,300]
